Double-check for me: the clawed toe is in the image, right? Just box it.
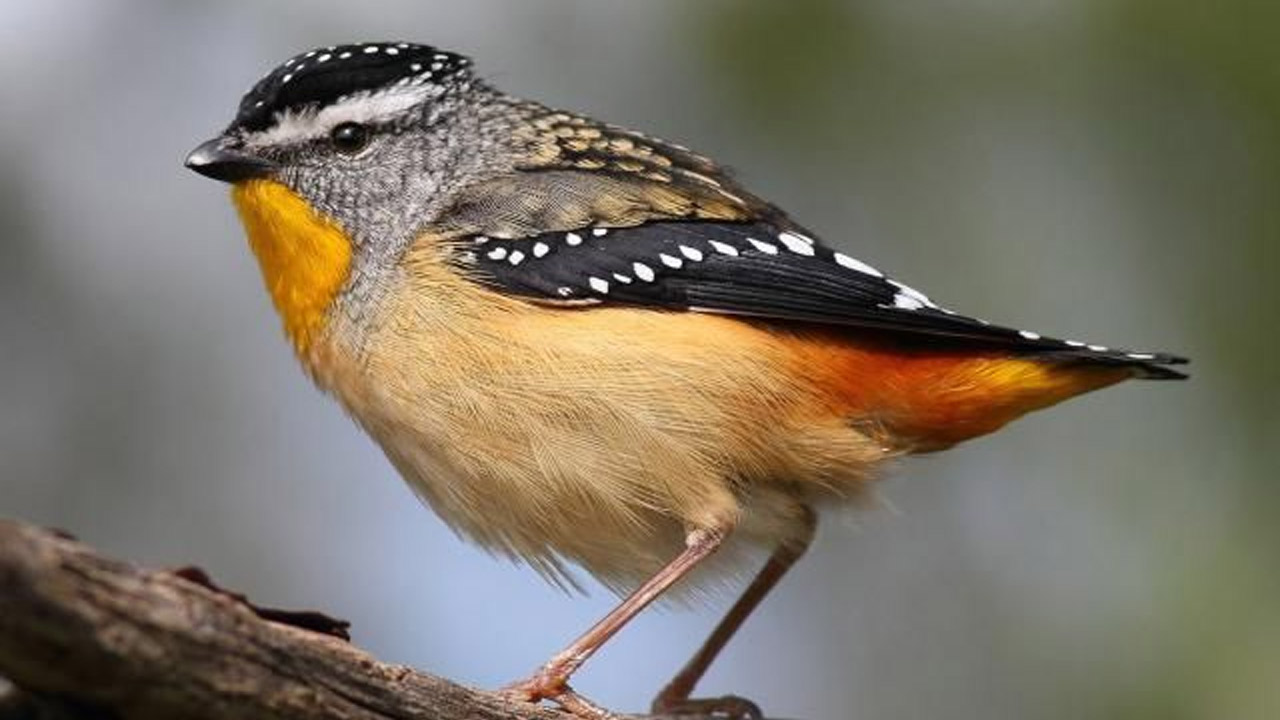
[500,673,618,719]
[499,673,558,704]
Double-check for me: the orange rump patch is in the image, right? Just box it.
[783,333,1131,451]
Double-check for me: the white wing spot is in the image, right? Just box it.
[508,250,525,265]
[592,228,609,237]
[364,46,380,54]
[659,253,683,269]
[1019,330,1042,340]
[566,232,583,246]
[486,247,507,261]
[778,232,816,256]
[385,47,399,56]
[533,242,550,258]
[318,53,332,63]
[892,293,926,310]
[833,252,883,277]
[747,238,778,255]
[1127,352,1156,360]
[709,240,739,256]
[679,245,704,261]
[474,236,490,245]
[1088,344,1109,352]
[1065,340,1086,347]
[410,63,423,72]
[889,280,934,308]
[340,52,353,59]
[281,73,294,84]
[612,273,633,284]
[633,262,656,282]
[556,286,573,297]
[588,277,610,294]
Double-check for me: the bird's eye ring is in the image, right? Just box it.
[330,122,369,154]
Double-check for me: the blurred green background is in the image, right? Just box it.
[1,1,1276,718]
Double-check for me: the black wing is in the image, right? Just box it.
[458,220,1187,379]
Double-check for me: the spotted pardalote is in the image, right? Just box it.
[186,41,1187,719]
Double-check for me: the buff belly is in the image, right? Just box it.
[308,257,888,592]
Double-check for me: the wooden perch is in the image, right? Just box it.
[0,519,760,720]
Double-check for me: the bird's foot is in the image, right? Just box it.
[651,694,764,719]
[501,670,618,719]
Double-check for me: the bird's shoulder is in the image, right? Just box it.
[434,103,785,238]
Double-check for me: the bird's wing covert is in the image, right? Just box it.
[456,220,1187,378]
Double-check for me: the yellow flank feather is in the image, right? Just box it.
[231,180,353,353]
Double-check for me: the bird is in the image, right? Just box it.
[185,41,1187,719]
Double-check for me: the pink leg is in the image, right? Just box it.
[651,506,817,719]
[504,523,732,718]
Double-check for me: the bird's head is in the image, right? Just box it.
[185,42,531,351]
[186,42,525,248]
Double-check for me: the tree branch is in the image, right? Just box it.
[0,519,757,720]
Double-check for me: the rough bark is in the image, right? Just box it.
[0,519,762,720]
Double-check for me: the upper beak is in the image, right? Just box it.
[184,137,277,183]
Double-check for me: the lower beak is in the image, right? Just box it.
[185,137,277,183]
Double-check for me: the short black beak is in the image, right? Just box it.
[184,137,277,183]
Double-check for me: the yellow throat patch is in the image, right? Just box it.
[231,180,353,353]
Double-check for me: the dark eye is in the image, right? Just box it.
[330,122,369,153]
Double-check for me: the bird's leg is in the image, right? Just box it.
[651,505,817,719]
[503,522,732,718]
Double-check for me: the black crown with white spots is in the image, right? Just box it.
[231,42,471,132]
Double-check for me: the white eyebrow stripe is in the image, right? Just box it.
[243,85,438,148]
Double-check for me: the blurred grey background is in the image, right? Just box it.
[2,1,1276,718]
